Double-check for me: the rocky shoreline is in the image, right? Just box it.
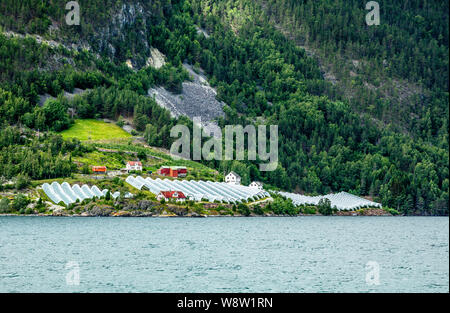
[1,210,393,217]
[1,194,394,217]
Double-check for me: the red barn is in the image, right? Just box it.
[176,167,187,177]
[157,166,170,176]
[157,166,187,178]
[169,168,178,177]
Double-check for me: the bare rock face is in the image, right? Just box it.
[38,88,88,107]
[88,206,113,216]
[195,26,210,38]
[148,63,225,129]
[126,59,134,69]
[138,200,154,210]
[92,2,151,69]
[46,202,65,213]
[146,48,166,69]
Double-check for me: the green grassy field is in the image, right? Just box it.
[60,119,131,141]
[73,150,126,170]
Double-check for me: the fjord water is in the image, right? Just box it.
[0,216,448,293]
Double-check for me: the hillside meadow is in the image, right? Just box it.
[60,119,131,141]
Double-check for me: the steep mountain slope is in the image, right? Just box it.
[189,0,448,214]
[257,0,449,144]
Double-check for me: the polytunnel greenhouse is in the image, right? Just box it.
[277,191,382,211]
[125,176,269,203]
[42,182,119,206]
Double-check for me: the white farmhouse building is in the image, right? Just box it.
[126,161,143,172]
[225,171,241,185]
[249,181,264,190]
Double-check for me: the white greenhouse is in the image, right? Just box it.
[277,191,382,211]
[125,176,269,203]
[42,182,119,206]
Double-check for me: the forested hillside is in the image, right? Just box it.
[258,0,448,144]
[0,0,448,215]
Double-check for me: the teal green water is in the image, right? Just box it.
[0,216,448,292]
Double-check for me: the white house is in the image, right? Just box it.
[126,161,143,172]
[249,181,263,190]
[225,171,241,185]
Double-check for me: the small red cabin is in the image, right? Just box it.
[157,166,187,178]
[169,168,178,177]
[157,166,170,176]
[92,166,107,173]
[176,167,187,177]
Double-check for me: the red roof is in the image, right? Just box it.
[127,161,142,166]
[159,191,186,199]
[92,166,107,172]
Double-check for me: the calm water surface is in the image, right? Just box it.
[0,216,448,292]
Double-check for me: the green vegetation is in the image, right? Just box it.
[0,198,10,213]
[0,126,78,180]
[384,207,400,216]
[236,203,251,216]
[61,119,131,141]
[189,0,449,215]
[72,150,125,170]
[260,0,448,143]
[265,195,299,216]
[317,198,335,216]
[301,206,318,215]
[252,204,264,215]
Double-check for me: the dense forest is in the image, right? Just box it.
[0,126,78,180]
[0,0,448,215]
[259,0,449,144]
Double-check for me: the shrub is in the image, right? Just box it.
[270,197,297,215]
[36,197,44,209]
[12,194,30,211]
[81,163,90,174]
[318,198,333,215]
[116,116,125,127]
[237,203,251,216]
[253,204,264,215]
[137,150,147,161]
[303,206,317,214]
[0,198,11,213]
[15,173,30,190]
[385,207,400,215]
